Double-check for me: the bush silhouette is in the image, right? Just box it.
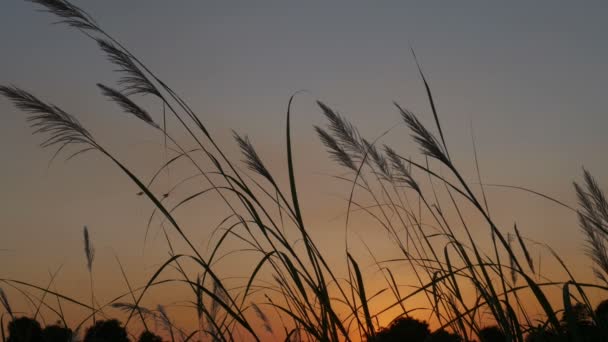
[41,324,73,342]
[374,316,430,342]
[561,302,592,326]
[478,326,506,342]
[138,331,163,342]
[596,299,608,327]
[558,302,602,341]
[427,329,461,342]
[525,325,558,342]
[83,319,129,342]
[7,317,42,342]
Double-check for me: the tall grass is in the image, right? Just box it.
[1,1,608,341]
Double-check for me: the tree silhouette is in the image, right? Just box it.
[41,324,73,342]
[595,300,608,342]
[524,325,558,342]
[596,299,608,327]
[561,302,592,326]
[427,329,461,342]
[559,302,600,340]
[373,316,430,342]
[524,300,608,341]
[138,330,163,342]
[7,317,42,342]
[83,319,129,342]
[478,326,506,342]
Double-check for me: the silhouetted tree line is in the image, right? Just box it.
[4,299,608,341]
[4,317,162,342]
[370,299,608,342]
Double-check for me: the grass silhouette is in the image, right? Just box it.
[1,1,608,341]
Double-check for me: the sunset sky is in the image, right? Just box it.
[1,0,608,336]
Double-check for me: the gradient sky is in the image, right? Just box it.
[2,0,608,335]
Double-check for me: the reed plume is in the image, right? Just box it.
[362,138,390,180]
[315,126,356,171]
[83,226,96,323]
[575,169,608,284]
[234,132,273,182]
[394,102,449,165]
[384,145,419,192]
[0,85,98,160]
[157,304,177,342]
[316,101,363,156]
[507,233,518,284]
[514,223,535,274]
[94,38,161,98]
[252,303,273,334]
[83,226,94,272]
[97,83,159,128]
[28,0,98,31]
[111,302,154,317]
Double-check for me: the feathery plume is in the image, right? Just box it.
[0,85,97,160]
[156,305,174,340]
[156,304,171,328]
[251,303,273,333]
[234,132,273,182]
[207,277,231,338]
[514,223,535,273]
[576,169,608,236]
[95,38,160,97]
[212,279,230,309]
[83,225,96,323]
[196,274,204,321]
[97,84,159,128]
[156,304,184,341]
[575,169,608,283]
[580,217,608,281]
[507,233,518,284]
[394,102,449,165]
[316,101,363,156]
[315,126,356,171]
[111,302,154,317]
[584,169,608,220]
[362,138,390,179]
[384,145,419,192]
[83,226,95,271]
[28,0,98,31]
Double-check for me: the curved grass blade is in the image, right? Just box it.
[347,253,375,340]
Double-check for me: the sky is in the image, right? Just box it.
[1,0,608,337]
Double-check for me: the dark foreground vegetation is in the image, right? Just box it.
[2,0,608,341]
[4,300,608,341]
[4,317,161,342]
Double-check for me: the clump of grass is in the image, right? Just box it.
[1,1,607,341]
